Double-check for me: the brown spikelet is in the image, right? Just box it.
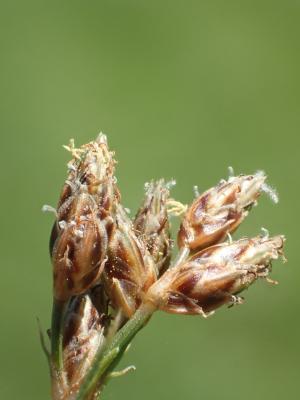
[103,205,156,317]
[50,135,119,301]
[178,172,273,251]
[134,179,172,275]
[147,235,285,316]
[62,291,107,393]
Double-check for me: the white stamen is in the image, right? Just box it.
[96,132,107,144]
[63,138,75,152]
[193,185,200,198]
[255,169,266,177]
[166,179,176,190]
[261,227,269,238]
[228,166,234,179]
[108,365,136,379]
[42,205,57,216]
[261,183,279,204]
[265,277,279,285]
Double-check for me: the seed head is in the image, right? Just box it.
[178,172,272,251]
[147,235,285,316]
[134,179,172,275]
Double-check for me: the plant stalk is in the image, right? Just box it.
[75,301,156,400]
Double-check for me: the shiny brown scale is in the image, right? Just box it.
[52,214,108,301]
[103,205,156,317]
[178,173,267,251]
[134,180,172,275]
[147,235,284,317]
[63,295,105,389]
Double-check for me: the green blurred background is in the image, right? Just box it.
[1,0,299,399]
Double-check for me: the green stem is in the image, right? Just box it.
[51,299,67,370]
[75,301,156,400]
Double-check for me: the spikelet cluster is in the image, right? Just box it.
[45,135,285,399]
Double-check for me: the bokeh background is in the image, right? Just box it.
[1,1,299,399]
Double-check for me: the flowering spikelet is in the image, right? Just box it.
[134,180,172,275]
[103,204,156,317]
[147,235,285,316]
[62,290,107,390]
[50,135,119,301]
[178,172,275,251]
